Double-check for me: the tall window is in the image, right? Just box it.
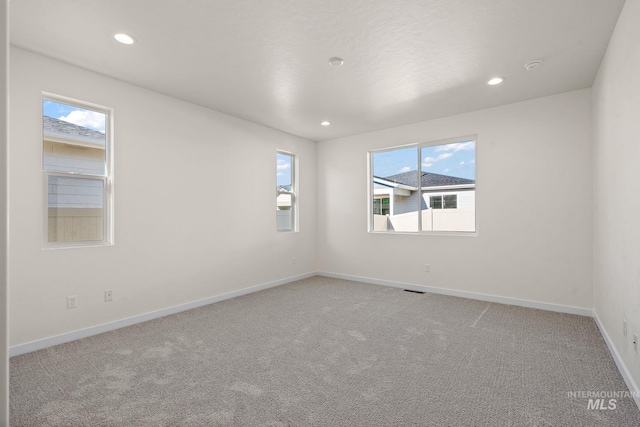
[370,137,476,233]
[276,151,296,231]
[43,96,112,245]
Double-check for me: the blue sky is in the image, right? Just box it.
[373,140,476,180]
[276,152,293,187]
[43,100,106,133]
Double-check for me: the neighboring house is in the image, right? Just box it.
[276,185,293,230]
[276,185,293,210]
[373,170,475,232]
[43,116,106,242]
[43,115,106,177]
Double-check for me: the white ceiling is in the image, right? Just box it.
[10,0,625,142]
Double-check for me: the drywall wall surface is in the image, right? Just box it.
[9,48,317,346]
[0,1,8,424]
[593,0,640,392]
[317,89,593,309]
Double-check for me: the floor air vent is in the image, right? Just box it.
[404,289,426,294]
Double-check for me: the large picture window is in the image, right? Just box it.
[370,137,476,233]
[43,96,113,245]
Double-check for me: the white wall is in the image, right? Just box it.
[9,48,317,346]
[593,0,640,392]
[1,0,8,423]
[317,89,593,309]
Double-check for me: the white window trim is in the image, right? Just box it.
[42,93,114,248]
[276,149,298,233]
[368,135,478,236]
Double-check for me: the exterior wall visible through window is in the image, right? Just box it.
[43,96,113,246]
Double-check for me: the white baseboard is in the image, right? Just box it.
[11,270,640,412]
[317,271,593,316]
[593,312,640,411]
[9,272,316,357]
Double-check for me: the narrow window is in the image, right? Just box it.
[276,151,296,231]
[370,138,476,233]
[43,96,112,246]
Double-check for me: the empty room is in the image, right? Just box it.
[1,0,640,425]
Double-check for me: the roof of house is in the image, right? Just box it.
[376,171,475,188]
[43,116,106,146]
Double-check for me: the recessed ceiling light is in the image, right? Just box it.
[328,57,344,66]
[524,60,542,71]
[321,121,331,126]
[114,33,135,45]
[487,77,504,86]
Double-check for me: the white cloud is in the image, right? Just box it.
[277,172,284,177]
[459,161,465,166]
[423,153,453,167]
[434,141,475,152]
[276,159,291,170]
[398,166,411,173]
[60,110,106,133]
[470,159,476,164]
[443,168,450,173]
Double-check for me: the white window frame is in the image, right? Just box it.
[368,135,477,235]
[42,93,114,248]
[276,150,297,232]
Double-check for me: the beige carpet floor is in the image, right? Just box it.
[10,276,640,426]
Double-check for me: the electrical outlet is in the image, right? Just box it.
[623,319,628,337]
[425,264,430,273]
[633,334,638,353]
[292,257,296,265]
[105,290,113,302]
[67,295,77,309]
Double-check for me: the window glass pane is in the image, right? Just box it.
[443,194,457,209]
[276,152,294,231]
[372,147,418,232]
[48,175,104,242]
[381,197,390,215]
[430,196,443,209]
[420,140,475,232]
[43,100,106,175]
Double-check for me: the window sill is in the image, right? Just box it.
[43,241,113,250]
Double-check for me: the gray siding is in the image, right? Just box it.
[393,191,426,215]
